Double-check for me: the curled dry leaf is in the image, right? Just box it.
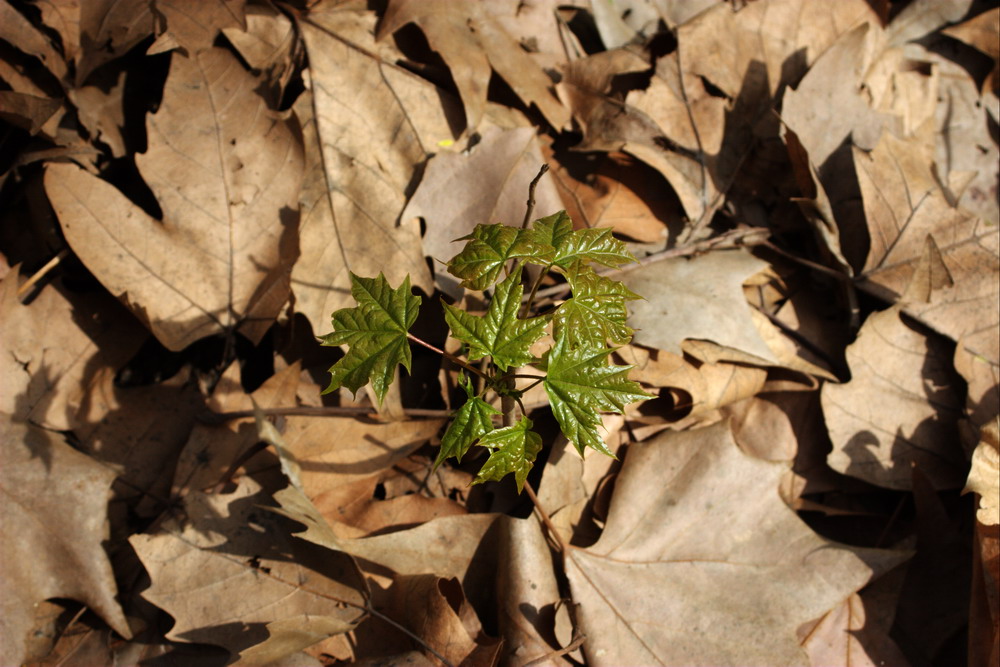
[148,0,247,55]
[0,416,131,667]
[46,47,303,351]
[129,477,367,662]
[965,419,1000,525]
[564,420,908,666]
[822,306,967,490]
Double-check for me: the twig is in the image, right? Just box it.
[199,405,452,424]
[521,164,550,229]
[521,632,587,667]
[407,332,491,380]
[523,481,566,554]
[17,249,69,300]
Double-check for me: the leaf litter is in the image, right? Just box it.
[1,0,997,666]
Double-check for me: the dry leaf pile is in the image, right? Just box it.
[0,1,998,666]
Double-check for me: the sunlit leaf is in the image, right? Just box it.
[443,266,547,371]
[543,331,654,456]
[473,416,543,492]
[447,223,553,290]
[532,210,636,269]
[554,261,641,348]
[434,377,500,469]
[320,273,420,404]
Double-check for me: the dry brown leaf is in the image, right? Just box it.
[293,2,453,330]
[0,416,131,666]
[854,130,999,370]
[496,515,572,667]
[148,0,246,55]
[886,0,975,45]
[965,419,1000,526]
[377,0,570,131]
[547,150,674,243]
[76,0,155,85]
[0,272,144,429]
[68,71,127,157]
[822,306,967,490]
[800,589,910,667]
[0,92,62,135]
[35,0,81,65]
[222,3,297,103]
[130,477,367,663]
[481,0,587,72]
[564,419,908,666]
[400,124,564,294]
[0,0,67,81]
[46,47,302,351]
[622,249,778,363]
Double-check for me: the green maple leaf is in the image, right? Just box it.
[543,331,654,456]
[473,416,543,492]
[533,210,635,269]
[434,377,500,469]
[443,266,547,371]
[553,262,641,348]
[447,223,553,290]
[319,273,420,405]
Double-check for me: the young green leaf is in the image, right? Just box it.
[447,223,553,290]
[319,273,420,405]
[553,262,641,348]
[473,416,543,492]
[533,210,635,269]
[543,331,654,456]
[434,377,501,469]
[443,266,547,371]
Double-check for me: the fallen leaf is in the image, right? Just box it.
[130,477,367,661]
[293,2,452,330]
[377,0,570,131]
[854,130,999,369]
[0,272,144,429]
[46,47,303,351]
[0,0,67,81]
[148,0,246,55]
[221,3,298,103]
[622,249,778,363]
[965,419,1000,526]
[0,91,62,135]
[68,71,127,157]
[35,0,81,65]
[800,589,910,667]
[0,415,131,666]
[564,419,907,666]
[822,306,967,490]
[402,124,564,295]
[76,0,155,85]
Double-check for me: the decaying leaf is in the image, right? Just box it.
[822,306,967,490]
[564,420,907,666]
[0,416,131,667]
[46,47,302,351]
[130,478,367,661]
[965,419,1000,525]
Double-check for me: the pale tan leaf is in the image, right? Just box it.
[148,0,246,55]
[564,420,908,666]
[0,416,131,666]
[377,0,570,131]
[47,48,302,351]
[854,131,999,368]
[822,306,967,490]
[0,271,144,429]
[222,3,297,102]
[130,478,367,661]
[965,419,1000,525]
[293,3,454,329]
[35,0,81,64]
[622,250,778,363]
[400,124,564,294]
[67,71,126,157]
[800,590,911,667]
[0,92,62,135]
[77,0,155,85]
[0,0,67,80]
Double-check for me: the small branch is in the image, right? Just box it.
[523,481,567,554]
[407,333,490,380]
[520,264,550,319]
[199,405,452,424]
[521,164,550,229]
[17,248,69,300]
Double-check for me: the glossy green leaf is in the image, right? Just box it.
[434,377,500,469]
[447,223,553,290]
[554,262,641,348]
[443,266,547,371]
[543,331,654,456]
[320,273,420,405]
[533,210,635,269]
[473,416,543,492]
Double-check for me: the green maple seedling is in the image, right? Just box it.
[320,210,653,492]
